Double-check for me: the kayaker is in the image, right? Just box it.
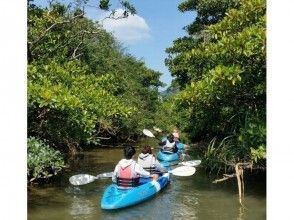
[172,128,180,143]
[137,145,166,174]
[159,134,178,153]
[112,146,156,188]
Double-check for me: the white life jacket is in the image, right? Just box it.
[162,139,176,152]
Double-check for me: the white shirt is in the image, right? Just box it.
[137,153,162,170]
[112,159,150,182]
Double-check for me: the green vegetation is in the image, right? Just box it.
[27,0,266,182]
[27,137,65,182]
[27,0,162,182]
[164,0,266,172]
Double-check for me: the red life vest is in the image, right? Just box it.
[117,161,139,188]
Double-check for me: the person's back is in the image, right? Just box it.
[138,146,164,173]
[159,134,178,153]
[112,146,151,188]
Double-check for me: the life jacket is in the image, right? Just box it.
[162,139,176,152]
[117,160,139,188]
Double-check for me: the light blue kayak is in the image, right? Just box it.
[177,142,184,151]
[101,173,170,210]
[157,151,179,161]
[157,142,185,162]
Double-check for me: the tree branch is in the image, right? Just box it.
[212,161,253,205]
[71,41,83,59]
[29,12,84,48]
[212,173,236,183]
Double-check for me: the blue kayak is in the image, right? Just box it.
[101,173,170,210]
[157,142,185,162]
[157,151,179,162]
[177,143,184,152]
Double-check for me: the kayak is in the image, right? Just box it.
[101,173,170,210]
[177,142,184,152]
[157,150,179,162]
[157,142,185,162]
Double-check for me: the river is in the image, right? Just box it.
[28,143,266,220]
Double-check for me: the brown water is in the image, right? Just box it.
[27,145,266,220]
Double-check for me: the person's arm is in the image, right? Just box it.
[112,165,118,183]
[135,163,150,177]
[154,158,167,172]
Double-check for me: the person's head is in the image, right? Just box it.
[141,145,152,154]
[124,146,136,159]
[167,134,174,142]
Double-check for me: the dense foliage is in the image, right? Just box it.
[165,0,266,171]
[27,0,266,181]
[27,137,65,182]
[28,1,162,149]
[27,0,162,181]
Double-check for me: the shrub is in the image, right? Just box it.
[27,137,65,182]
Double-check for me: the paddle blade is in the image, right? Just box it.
[179,160,201,167]
[170,166,196,176]
[69,174,96,186]
[143,129,155,138]
[153,127,162,132]
[96,172,113,178]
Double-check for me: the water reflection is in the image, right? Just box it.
[69,196,95,219]
[28,146,266,220]
[237,206,245,220]
[172,193,200,219]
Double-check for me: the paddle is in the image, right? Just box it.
[166,165,196,176]
[69,165,195,186]
[161,160,201,167]
[179,160,201,167]
[143,129,158,139]
[143,129,183,150]
[153,126,162,132]
[69,172,113,186]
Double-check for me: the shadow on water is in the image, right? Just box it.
[28,144,266,220]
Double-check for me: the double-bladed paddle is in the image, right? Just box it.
[161,159,202,167]
[143,129,159,139]
[69,165,196,186]
[69,172,113,186]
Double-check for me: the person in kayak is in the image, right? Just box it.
[137,145,166,174]
[159,134,178,153]
[112,146,156,188]
[172,128,180,144]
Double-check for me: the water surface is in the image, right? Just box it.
[28,145,266,220]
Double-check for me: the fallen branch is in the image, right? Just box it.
[212,161,253,205]
[212,173,236,183]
